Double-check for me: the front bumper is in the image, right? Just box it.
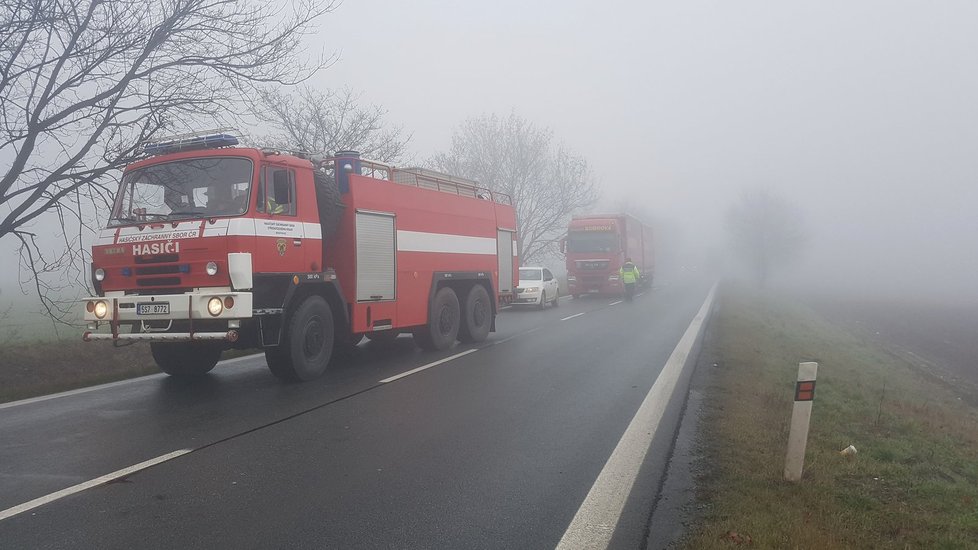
[513,290,543,304]
[81,291,252,342]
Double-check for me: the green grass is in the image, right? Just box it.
[0,340,262,403]
[684,285,978,549]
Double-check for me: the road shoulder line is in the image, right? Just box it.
[561,313,586,321]
[0,353,263,411]
[555,282,718,550]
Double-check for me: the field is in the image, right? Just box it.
[684,285,978,548]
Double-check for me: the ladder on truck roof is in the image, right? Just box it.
[317,157,512,205]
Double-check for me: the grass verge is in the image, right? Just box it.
[684,285,978,549]
[0,341,261,404]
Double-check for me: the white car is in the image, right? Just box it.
[515,267,559,308]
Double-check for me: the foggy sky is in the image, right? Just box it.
[3,1,977,307]
[313,0,978,303]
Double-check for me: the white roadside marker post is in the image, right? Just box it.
[784,361,818,482]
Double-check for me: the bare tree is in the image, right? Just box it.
[725,187,808,286]
[0,0,335,319]
[431,112,596,265]
[252,87,410,163]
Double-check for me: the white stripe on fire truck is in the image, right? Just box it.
[302,223,322,239]
[202,218,230,238]
[108,218,320,241]
[396,231,497,255]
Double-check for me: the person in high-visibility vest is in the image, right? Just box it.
[620,257,640,301]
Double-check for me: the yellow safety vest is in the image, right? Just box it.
[620,263,639,284]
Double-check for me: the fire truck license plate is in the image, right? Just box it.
[137,302,170,315]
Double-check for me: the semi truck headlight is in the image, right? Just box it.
[94,268,105,281]
[206,261,218,276]
[207,297,223,316]
[93,300,108,319]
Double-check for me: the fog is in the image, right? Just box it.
[314,0,978,304]
[3,1,977,310]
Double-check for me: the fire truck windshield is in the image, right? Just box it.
[110,157,253,225]
[566,231,619,253]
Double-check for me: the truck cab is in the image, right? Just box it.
[563,214,653,297]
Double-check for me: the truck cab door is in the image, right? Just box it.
[253,165,305,274]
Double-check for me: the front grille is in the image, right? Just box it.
[135,265,183,275]
[135,254,179,264]
[137,277,181,287]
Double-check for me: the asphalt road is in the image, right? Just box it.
[0,278,712,549]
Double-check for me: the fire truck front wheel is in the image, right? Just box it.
[150,342,222,377]
[414,286,460,351]
[266,295,335,382]
[458,284,491,343]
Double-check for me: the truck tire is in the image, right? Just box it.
[414,286,460,351]
[458,284,491,343]
[151,342,222,377]
[265,295,335,382]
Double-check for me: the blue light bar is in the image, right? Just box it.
[143,133,239,156]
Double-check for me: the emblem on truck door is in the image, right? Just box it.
[276,238,287,256]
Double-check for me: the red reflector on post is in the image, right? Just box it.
[795,380,816,401]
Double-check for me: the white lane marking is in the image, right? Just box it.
[636,292,645,298]
[561,313,585,321]
[609,300,623,306]
[379,349,478,384]
[0,449,193,522]
[0,353,263,411]
[556,282,718,550]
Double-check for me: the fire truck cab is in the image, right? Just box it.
[83,132,518,381]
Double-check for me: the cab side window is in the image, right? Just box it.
[257,167,296,216]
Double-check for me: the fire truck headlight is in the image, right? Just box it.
[567,275,576,282]
[608,275,620,281]
[206,262,218,276]
[94,268,105,281]
[93,300,108,319]
[207,297,224,317]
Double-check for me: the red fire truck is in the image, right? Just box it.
[82,132,518,381]
[562,214,654,297]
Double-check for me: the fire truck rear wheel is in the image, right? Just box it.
[458,284,491,343]
[414,286,460,351]
[266,295,335,382]
[150,342,222,377]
